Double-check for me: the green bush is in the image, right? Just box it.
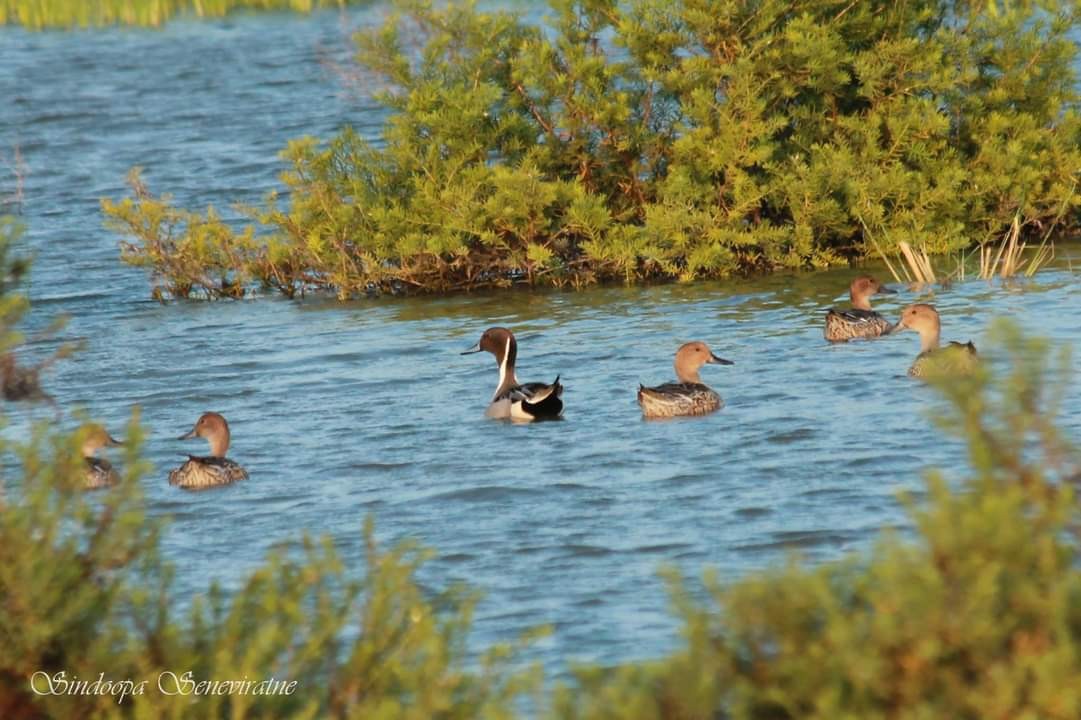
[5,225,1081,718]
[104,0,1081,298]
[553,323,1081,720]
[0,219,541,718]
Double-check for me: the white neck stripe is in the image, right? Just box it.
[494,336,512,400]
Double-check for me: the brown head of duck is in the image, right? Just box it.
[848,275,895,311]
[80,424,122,489]
[888,303,978,377]
[179,412,233,457]
[674,341,734,384]
[888,303,941,351]
[81,424,122,459]
[461,326,520,399]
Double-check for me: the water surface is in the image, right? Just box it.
[2,7,1080,671]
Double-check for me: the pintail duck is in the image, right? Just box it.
[169,412,249,489]
[888,303,977,378]
[824,275,896,342]
[82,424,121,489]
[638,341,733,418]
[462,327,563,421]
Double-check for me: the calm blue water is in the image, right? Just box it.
[2,6,1080,672]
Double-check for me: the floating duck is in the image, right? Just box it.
[461,327,563,421]
[824,275,896,342]
[169,412,248,488]
[82,424,121,489]
[889,303,978,377]
[638,341,733,418]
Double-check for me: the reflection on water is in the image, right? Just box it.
[2,8,1080,671]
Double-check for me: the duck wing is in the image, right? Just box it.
[638,382,722,417]
[640,382,699,396]
[910,341,979,378]
[825,308,893,341]
[503,376,563,419]
[170,455,248,488]
[84,457,118,489]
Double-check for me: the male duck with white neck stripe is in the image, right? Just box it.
[461,327,563,421]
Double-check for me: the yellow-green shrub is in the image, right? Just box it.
[105,0,1081,298]
[7,219,1081,718]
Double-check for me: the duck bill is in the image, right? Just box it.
[709,353,735,365]
[886,320,908,335]
[460,342,482,355]
[106,435,123,447]
[876,285,897,295]
[178,427,198,441]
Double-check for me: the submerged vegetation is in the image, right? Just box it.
[101,0,1081,299]
[0,0,364,29]
[6,217,1081,716]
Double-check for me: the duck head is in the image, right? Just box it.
[674,341,733,384]
[81,424,122,459]
[849,275,895,311]
[462,327,520,399]
[179,412,232,458]
[888,303,941,351]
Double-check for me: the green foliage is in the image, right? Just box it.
[104,169,263,300]
[106,0,1081,298]
[7,212,1081,715]
[0,0,365,29]
[0,217,31,341]
[552,322,1081,720]
[0,218,540,717]
[1,457,539,718]
[0,427,541,718]
[6,308,1079,717]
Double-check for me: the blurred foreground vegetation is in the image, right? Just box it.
[101,0,1081,298]
[0,0,365,29]
[5,214,1081,716]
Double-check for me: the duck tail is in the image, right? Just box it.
[522,376,564,418]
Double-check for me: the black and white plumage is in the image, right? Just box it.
[463,327,564,421]
[490,376,564,421]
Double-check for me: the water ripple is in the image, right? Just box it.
[1,8,1079,677]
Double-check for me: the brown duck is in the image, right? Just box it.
[169,412,248,489]
[888,303,978,378]
[638,341,733,418]
[82,424,122,489]
[824,276,896,342]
